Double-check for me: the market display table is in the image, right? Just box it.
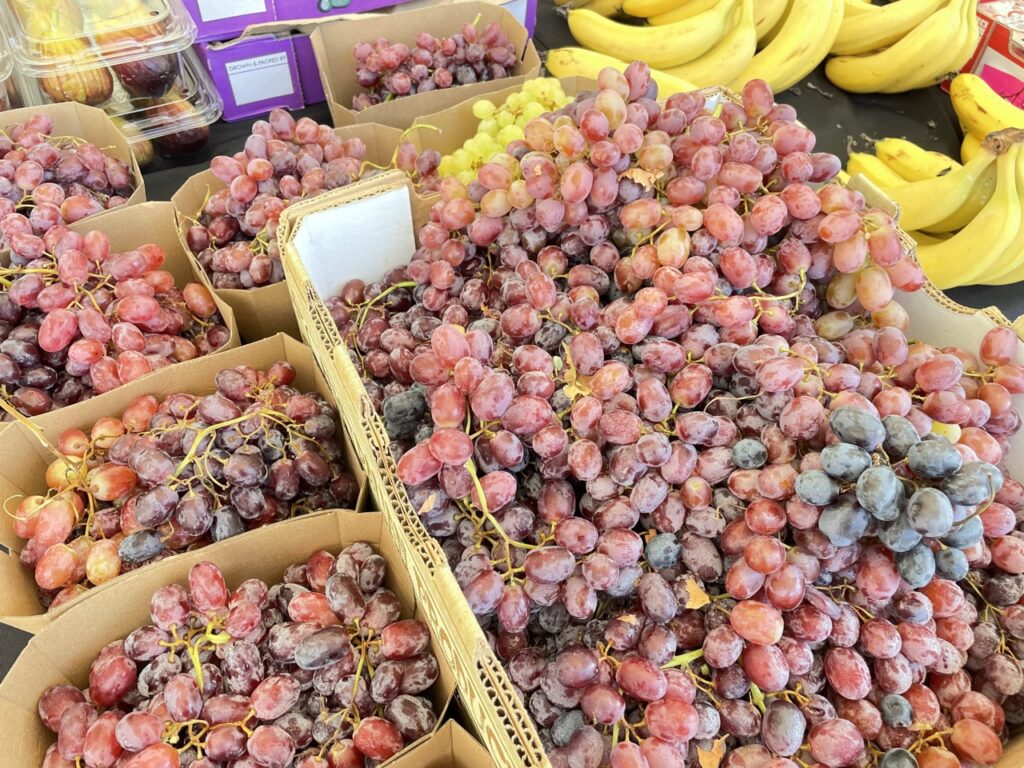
[0,2,1019,678]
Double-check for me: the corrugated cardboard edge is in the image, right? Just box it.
[0,509,458,767]
[386,720,495,768]
[0,333,371,633]
[310,1,541,129]
[169,123,409,343]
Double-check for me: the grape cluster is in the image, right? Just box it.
[0,113,136,239]
[438,78,574,187]
[185,111,370,291]
[38,550,442,768]
[13,361,359,611]
[326,63,1024,768]
[1,227,229,419]
[352,23,518,112]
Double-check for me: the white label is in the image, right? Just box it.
[226,52,295,106]
[195,0,267,22]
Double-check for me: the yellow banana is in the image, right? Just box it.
[962,132,982,162]
[666,0,757,87]
[909,230,952,247]
[753,0,788,40]
[728,0,843,93]
[830,0,948,56]
[567,0,738,69]
[951,73,1024,140]
[873,137,961,181]
[647,0,729,25]
[848,153,909,188]
[825,0,974,94]
[579,0,627,15]
[893,0,977,92]
[544,47,700,95]
[625,0,713,19]
[917,144,1022,289]
[982,145,1024,284]
[920,161,997,233]
[843,0,876,14]
[884,139,998,230]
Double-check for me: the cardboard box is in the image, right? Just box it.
[0,102,146,211]
[0,333,372,632]
[387,721,494,768]
[171,122,405,342]
[181,0,392,42]
[311,1,541,128]
[0,509,457,767]
[392,0,538,36]
[946,1,1024,107]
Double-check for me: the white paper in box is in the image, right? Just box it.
[292,187,417,294]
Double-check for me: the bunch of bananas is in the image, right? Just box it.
[845,129,1024,290]
[825,0,979,93]
[561,0,844,93]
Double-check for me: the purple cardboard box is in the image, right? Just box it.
[274,0,405,22]
[197,34,306,121]
[183,0,400,41]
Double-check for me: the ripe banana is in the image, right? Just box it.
[920,161,996,233]
[830,0,947,56]
[728,0,844,93]
[873,137,961,181]
[843,0,876,14]
[909,230,951,247]
[951,73,1024,140]
[825,0,973,94]
[666,0,756,87]
[567,0,738,69]
[916,144,1022,289]
[884,139,998,230]
[753,0,788,40]
[982,145,1024,284]
[962,132,981,162]
[579,0,627,16]
[628,0,716,20]
[848,153,909,188]
[648,0,730,25]
[544,47,699,95]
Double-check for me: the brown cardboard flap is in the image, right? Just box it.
[0,102,146,210]
[0,334,370,631]
[0,510,456,767]
[311,1,540,129]
[170,124,407,343]
[386,721,495,768]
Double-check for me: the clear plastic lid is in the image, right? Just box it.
[0,0,197,77]
[10,46,222,142]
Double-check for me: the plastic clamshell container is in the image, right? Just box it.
[11,46,221,145]
[0,25,12,109]
[0,0,197,78]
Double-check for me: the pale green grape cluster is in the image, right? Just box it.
[439,77,573,185]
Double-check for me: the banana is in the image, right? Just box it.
[909,230,952,247]
[843,0,876,14]
[848,153,909,188]
[894,0,977,92]
[753,0,788,40]
[951,73,1024,140]
[544,47,700,94]
[916,144,1022,289]
[920,161,997,233]
[825,0,974,94]
[625,0,714,19]
[874,137,961,181]
[981,146,1024,284]
[831,0,947,56]
[962,132,982,162]
[728,0,844,93]
[579,0,627,15]
[567,0,738,69]
[666,0,757,87]
[648,0,729,25]
[884,139,998,230]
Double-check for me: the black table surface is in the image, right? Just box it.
[1,2,1020,683]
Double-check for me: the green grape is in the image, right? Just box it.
[472,100,497,120]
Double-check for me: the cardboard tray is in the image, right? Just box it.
[0,200,240,430]
[170,122,407,343]
[0,509,458,767]
[310,1,541,129]
[279,165,1024,767]
[0,102,146,214]
[387,720,495,768]
[0,333,372,633]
